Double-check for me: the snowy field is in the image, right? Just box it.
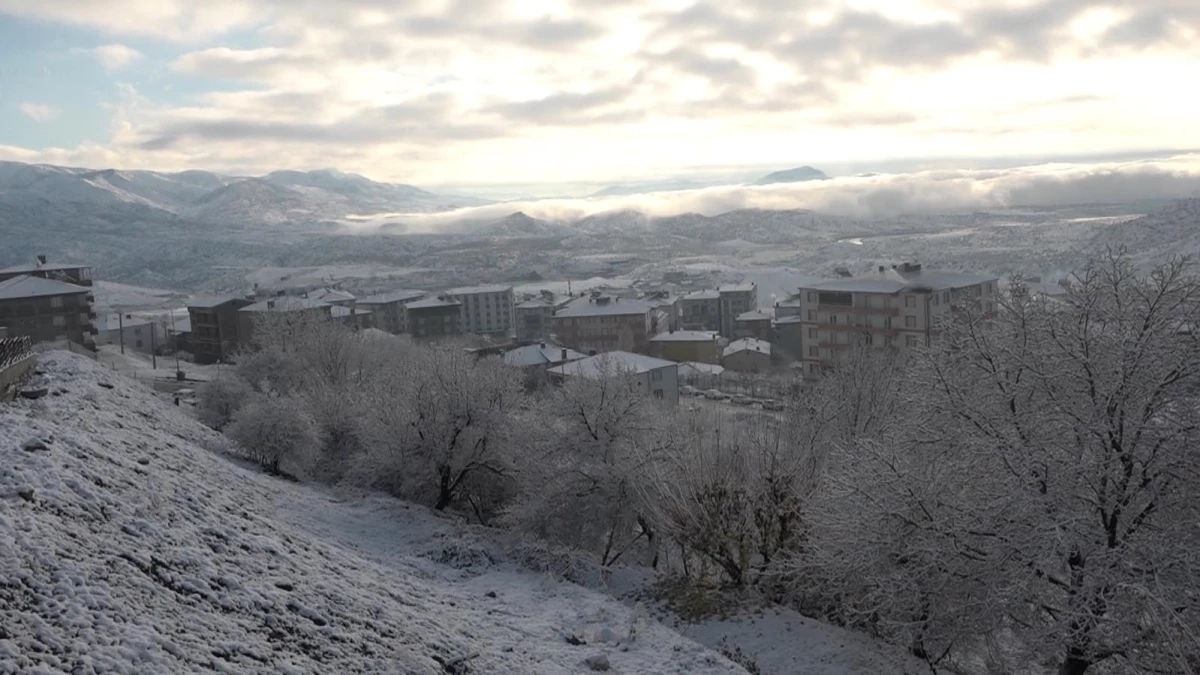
[0,353,920,674]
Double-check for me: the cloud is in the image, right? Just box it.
[18,102,59,122]
[93,44,143,71]
[359,154,1200,232]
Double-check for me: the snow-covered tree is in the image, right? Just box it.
[806,253,1200,674]
[226,396,320,477]
[195,376,253,430]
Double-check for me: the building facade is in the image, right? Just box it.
[96,313,164,354]
[722,337,772,373]
[0,275,96,348]
[236,297,332,351]
[551,295,655,355]
[734,310,773,341]
[446,285,514,337]
[188,297,254,363]
[356,289,425,334]
[648,330,720,364]
[406,297,463,339]
[515,298,557,342]
[680,284,758,337]
[797,263,999,377]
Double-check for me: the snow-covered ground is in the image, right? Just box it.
[0,352,921,674]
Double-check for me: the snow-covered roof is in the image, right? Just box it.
[239,296,329,313]
[650,330,718,343]
[304,288,356,304]
[0,275,89,300]
[406,297,461,310]
[554,297,653,318]
[550,351,676,378]
[678,362,725,377]
[682,290,720,301]
[719,284,756,293]
[516,298,554,309]
[723,338,771,358]
[445,284,513,295]
[187,295,245,310]
[357,289,426,305]
[736,310,771,322]
[359,327,394,339]
[805,270,997,294]
[503,342,586,367]
[0,261,90,274]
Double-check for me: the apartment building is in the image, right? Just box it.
[406,297,463,339]
[356,289,425,334]
[236,296,332,351]
[550,295,655,355]
[0,257,94,287]
[548,351,680,405]
[797,263,999,377]
[649,330,720,364]
[515,294,573,343]
[187,297,253,363]
[679,284,758,337]
[734,310,773,341]
[446,285,514,337]
[0,275,96,348]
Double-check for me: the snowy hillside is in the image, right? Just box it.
[0,352,747,674]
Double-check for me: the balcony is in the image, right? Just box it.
[817,304,899,316]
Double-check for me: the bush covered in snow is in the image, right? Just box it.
[195,376,253,430]
[226,396,319,476]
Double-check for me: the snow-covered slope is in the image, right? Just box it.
[0,352,747,674]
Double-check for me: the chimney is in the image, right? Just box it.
[267,300,276,309]
[540,342,546,348]
[561,348,568,361]
[37,254,47,266]
[878,266,885,274]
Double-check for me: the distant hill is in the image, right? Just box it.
[754,166,831,186]
[589,180,712,198]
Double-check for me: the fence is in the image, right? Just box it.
[0,336,33,370]
[681,371,800,400]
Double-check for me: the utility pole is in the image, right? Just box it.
[150,318,157,370]
[172,310,181,376]
[118,310,125,355]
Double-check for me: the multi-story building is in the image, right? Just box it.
[188,297,254,363]
[680,284,758,337]
[772,315,804,362]
[643,291,680,332]
[551,295,655,355]
[797,263,999,377]
[446,285,514,337]
[236,296,332,351]
[0,275,96,348]
[0,257,94,287]
[356,289,425,334]
[548,351,680,405]
[515,295,570,343]
[734,310,773,341]
[648,330,720,364]
[406,297,463,339]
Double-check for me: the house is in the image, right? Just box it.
[502,341,586,369]
[0,256,94,287]
[649,330,720,364]
[96,313,164,354]
[356,289,425,334]
[187,297,254,363]
[548,351,679,405]
[734,310,773,341]
[0,275,96,348]
[679,284,759,337]
[722,337,772,373]
[797,262,999,377]
[445,285,514,337]
[406,297,463,339]
[550,295,656,355]
[236,296,332,350]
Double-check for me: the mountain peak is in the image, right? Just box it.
[754,166,830,186]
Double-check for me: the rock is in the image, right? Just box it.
[597,627,618,644]
[18,488,35,503]
[137,458,150,465]
[584,654,610,671]
[565,633,587,646]
[19,388,48,400]
[98,382,114,389]
[485,591,497,599]
[274,581,294,591]
[22,438,49,452]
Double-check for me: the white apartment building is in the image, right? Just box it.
[797,263,999,377]
[446,285,515,337]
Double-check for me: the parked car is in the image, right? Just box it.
[681,385,697,396]
[732,395,752,405]
[704,389,727,400]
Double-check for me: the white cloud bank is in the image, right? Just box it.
[363,154,1200,232]
[93,44,143,71]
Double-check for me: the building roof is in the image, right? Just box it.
[445,284,513,295]
[0,261,90,274]
[805,270,998,294]
[406,297,461,310]
[516,298,555,309]
[239,296,329,313]
[357,288,426,305]
[100,313,154,331]
[554,296,653,318]
[682,290,720,301]
[503,342,586,367]
[650,330,718,343]
[773,315,805,325]
[736,310,772,322]
[719,284,756,293]
[678,361,725,377]
[723,337,772,358]
[304,288,356,304]
[549,351,676,378]
[0,275,89,300]
[188,295,246,310]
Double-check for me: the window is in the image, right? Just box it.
[905,316,916,328]
[809,346,819,357]
[829,315,837,324]
[906,335,918,348]
[652,369,663,382]
[817,291,853,306]
[807,291,816,302]
[904,295,916,308]
[50,295,64,309]
[932,294,939,306]
[53,315,66,327]
[808,328,817,339]
[883,317,891,328]
[944,291,950,303]
[884,335,894,347]
[653,390,664,400]
[862,332,873,345]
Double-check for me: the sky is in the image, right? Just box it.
[0,0,1198,190]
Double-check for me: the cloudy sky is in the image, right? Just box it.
[1,0,1198,189]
